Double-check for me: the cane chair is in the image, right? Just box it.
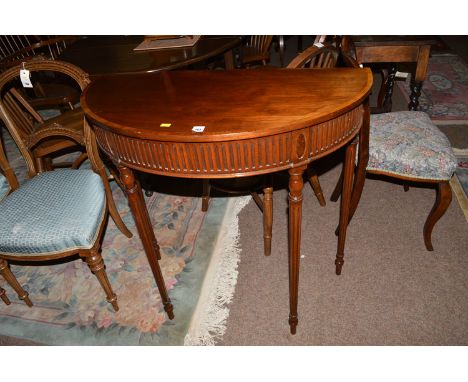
[327,52,457,269]
[0,86,131,309]
[240,36,274,67]
[0,59,132,238]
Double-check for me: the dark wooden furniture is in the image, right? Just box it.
[240,36,273,67]
[59,36,241,77]
[329,52,456,253]
[343,36,437,112]
[82,68,372,334]
[0,60,131,238]
[0,36,80,110]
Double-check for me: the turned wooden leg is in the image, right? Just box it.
[0,260,32,307]
[288,165,306,335]
[263,185,273,256]
[224,50,235,70]
[335,139,358,275]
[118,165,174,319]
[308,167,326,206]
[423,181,452,251]
[409,81,422,111]
[382,64,397,112]
[0,286,11,305]
[83,250,119,311]
[202,179,211,212]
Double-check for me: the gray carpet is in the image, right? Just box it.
[219,165,468,345]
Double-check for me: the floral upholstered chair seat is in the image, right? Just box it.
[367,111,457,181]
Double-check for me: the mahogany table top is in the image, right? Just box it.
[81,68,372,142]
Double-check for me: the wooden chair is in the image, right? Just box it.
[240,36,273,67]
[0,82,130,309]
[0,36,80,110]
[0,59,132,239]
[327,52,457,266]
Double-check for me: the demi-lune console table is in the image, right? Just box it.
[81,68,373,334]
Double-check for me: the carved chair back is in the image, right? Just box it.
[0,132,19,191]
[0,60,99,178]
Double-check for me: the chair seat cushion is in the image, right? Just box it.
[0,174,9,201]
[367,111,457,181]
[0,169,106,256]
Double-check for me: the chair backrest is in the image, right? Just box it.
[0,36,78,72]
[287,43,340,69]
[246,35,273,53]
[0,59,103,179]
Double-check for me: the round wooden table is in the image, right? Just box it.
[60,36,241,77]
[81,68,373,334]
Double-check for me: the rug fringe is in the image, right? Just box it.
[184,195,251,346]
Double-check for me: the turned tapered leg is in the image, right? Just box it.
[0,286,10,305]
[409,81,422,111]
[118,165,174,319]
[83,251,119,311]
[288,165,306,335]
[335,140,358,275]
[423,181,452,251]
[308,167,326,206]
[382,64,397,112]
[263,185,273,256]
[202,179,211,212]
[0,260,32,307]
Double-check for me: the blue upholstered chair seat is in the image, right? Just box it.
[367,111,457,181]
[0,169,106,256]
[0,174,9,201]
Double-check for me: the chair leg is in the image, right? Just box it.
[202,179,210,212]
[83,251,119,312]
[307,167,326,206]
[263,185,273,256]
[0,286,11,305]
[0,260,33,307]
[404,184,410,192]
[423,181,452,251]
[330,170,343,202]
[102,175,133,239]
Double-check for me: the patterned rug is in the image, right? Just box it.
[451,148,468,222]
[0,129,249,345]
[397,53,468,123]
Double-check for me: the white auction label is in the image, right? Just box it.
[192,126,205,133]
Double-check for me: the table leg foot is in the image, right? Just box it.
[289,315,298,335]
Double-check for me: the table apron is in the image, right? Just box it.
[356,45,427,63]
[93,105,363,179]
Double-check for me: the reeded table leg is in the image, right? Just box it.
[118,165,174,320]
[263,184,273,257]
[288,165,306,335]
